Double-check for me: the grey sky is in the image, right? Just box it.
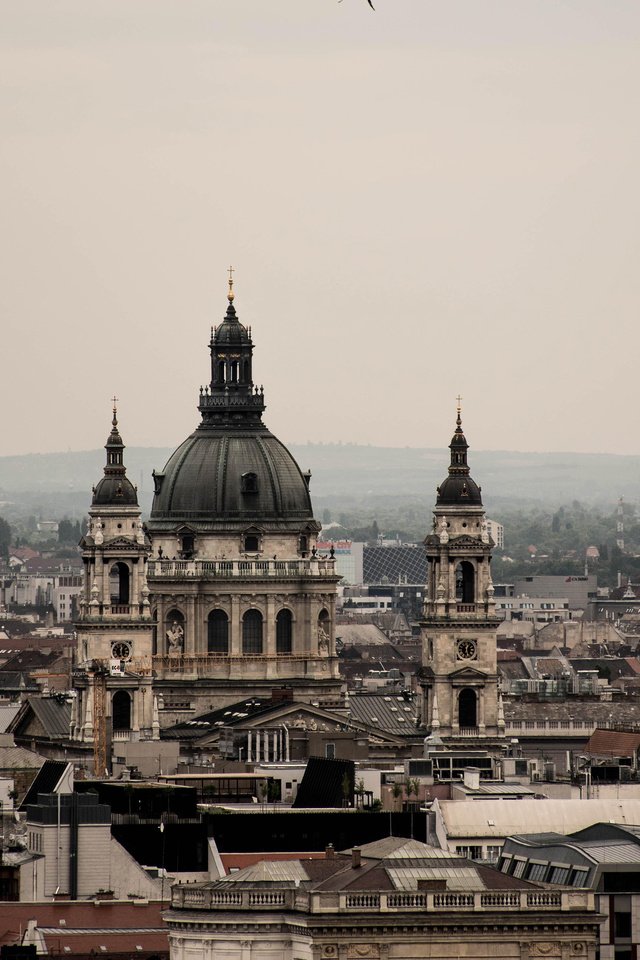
[2,1,639,457]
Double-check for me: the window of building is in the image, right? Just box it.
[486,845,501,862]
[112,690,132,731]
[512,859,527,878]
[614,896,632,939]
[244,533,260,553]
[325,743,336,760]
[526,862,548,882]
[241,472,258,494]
[180,533,195,558]
[208,610,229,654]
[243,609,263,655]
[571,868,589,887]
[456,845,482,860]
[109,561,130,605]
[276,609,293,654]
[548,865,571,885]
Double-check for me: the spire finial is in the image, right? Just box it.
[456,394,462,427]
[227,264,235,303]
[111,395,119,427]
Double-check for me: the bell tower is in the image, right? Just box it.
[72,403,159,770]
[420,404,505,751]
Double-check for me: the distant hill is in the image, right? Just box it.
[0,444,638,518]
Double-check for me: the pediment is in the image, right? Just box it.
[449,535,483,548]
[449,665,488,681]
[103,536,139,550]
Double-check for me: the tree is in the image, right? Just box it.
[341,771,353,808]
[0,516,11,559]
[391,780,404,811]
[58,518,81,544]
[355,778,366,809]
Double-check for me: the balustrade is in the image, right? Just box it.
[169,886,587,914]
[148,558,336,580]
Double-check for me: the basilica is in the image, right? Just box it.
[71,276,343,753]
[70,275,505,770]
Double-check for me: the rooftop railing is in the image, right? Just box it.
[170,885,590,915]
[148,558,336,580]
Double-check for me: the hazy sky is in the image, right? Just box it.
[2,1,639,457]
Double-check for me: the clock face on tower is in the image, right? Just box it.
[111,641,131,660]
[457,639,477,660]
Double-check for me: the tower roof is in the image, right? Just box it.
[91,403,138,507]
[149,278,317,532]
[435,405,482,507]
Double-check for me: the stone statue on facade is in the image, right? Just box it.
[166,620,184,654]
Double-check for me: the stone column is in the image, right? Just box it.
[186,596,196,656]
[247,731,252,763]
[131,558,139,608]
[132,688,140,734]
[230,596,241,657]
[265,595,276,677]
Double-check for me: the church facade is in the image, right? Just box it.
[72,278,343,755]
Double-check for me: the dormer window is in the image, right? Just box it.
[181,534,195,558]
[244,534,259,553]
[241,472,258,494]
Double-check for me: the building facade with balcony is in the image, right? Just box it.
[419,408,505,760]
[164,837,600,960]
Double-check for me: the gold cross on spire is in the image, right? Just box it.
[111,395,119,427]
[456,394,462,414]
[111,395,119,409]
[227,264,235,302]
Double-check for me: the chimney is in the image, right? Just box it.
[352,847,361,869]
[325,843,335,859]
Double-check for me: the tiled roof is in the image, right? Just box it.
[0,901,168,955]
[335,624,390,646]
[586,728,640,757]
[437,798,640,838]
[347,693,419,736]
[207,839,532,894]
[163,697,288,740]
[0,743,44,770]
[28,696,73,737]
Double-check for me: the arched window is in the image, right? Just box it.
[276,609,293,654]
[243,360,250,383]
[217,360,225,383]
[455,561,475,604]
[299,534,308,555]
[109,562,130,605]
[243,609,263,655]
[208,610,229,655]
[229,360,238,383]
[165,608,185,653]
[459,689,477,728]
[112,690,131,731]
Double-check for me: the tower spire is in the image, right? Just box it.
[227,264,235,303]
